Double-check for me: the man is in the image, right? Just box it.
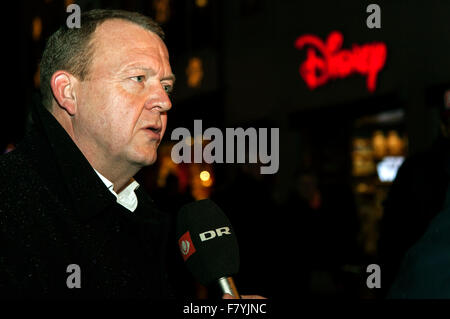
[383,101,450,298]
[0,9,174,299]
[386,184,450,298]
[1,8,264,300]
[378,133,450,298]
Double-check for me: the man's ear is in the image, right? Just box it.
[50,70,79,116]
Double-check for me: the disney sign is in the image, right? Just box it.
[295,31,387,92]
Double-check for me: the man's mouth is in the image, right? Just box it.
[143,124,162,139]
[146,126,161,133]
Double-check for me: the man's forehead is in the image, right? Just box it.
[90,19,170,73]
[92,19,168,56]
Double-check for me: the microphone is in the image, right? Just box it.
[176,199,240,298]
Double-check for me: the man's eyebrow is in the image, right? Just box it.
[124,66,154,73]
[124,66,175,83]
[162,74,176,84]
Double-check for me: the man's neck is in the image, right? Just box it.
[82,157,139,193]
[51,108,139,193]
[102,168,137,193]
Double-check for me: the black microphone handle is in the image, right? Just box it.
[218,276,240,298]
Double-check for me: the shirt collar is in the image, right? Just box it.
[93,169,140,212]
[93,169,115,190]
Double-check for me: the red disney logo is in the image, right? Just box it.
[294,31,387,92]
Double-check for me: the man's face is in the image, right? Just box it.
[74,19,174,170]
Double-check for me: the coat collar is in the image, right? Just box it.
[24,103,118,222]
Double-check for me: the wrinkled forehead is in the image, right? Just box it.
[89,19,170,73]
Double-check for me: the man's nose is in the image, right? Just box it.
[144,84,172,112]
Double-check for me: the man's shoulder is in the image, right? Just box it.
[0,147,33,185]
[0,146,51,215]
[0,144,40,180]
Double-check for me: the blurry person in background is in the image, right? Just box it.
[380,103,450,298]
[282,170,322,296]
[211,160,276,298]
[281,169,359,297]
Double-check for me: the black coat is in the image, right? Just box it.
[0,105,173,299]
[379,137,450,297]
[387,183,450,298]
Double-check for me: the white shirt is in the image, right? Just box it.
[93,169,140,212]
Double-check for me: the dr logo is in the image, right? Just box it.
[178,231,197,261]
[180,240,190,256]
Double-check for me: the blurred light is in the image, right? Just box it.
[199,170,210,182]
[355,183,370,193]
[34,66,40,88]
[372,130,386,159]
[190,165,212,199]
[153,0,170,24]
[386,130,403,156]
[201,179,213,187]
[65,0,75,6]
[195,0,208,7]
[377,156,404,182]
[186,57,204,88]
[32,17,42,41]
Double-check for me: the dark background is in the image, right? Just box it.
[3,0,450,299]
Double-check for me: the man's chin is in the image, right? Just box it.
[132,152,158,167]
[132,157,157,168]
[127,144,159,167]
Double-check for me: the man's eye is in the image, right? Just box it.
[163,85,173,94]
[131,75,145,83]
